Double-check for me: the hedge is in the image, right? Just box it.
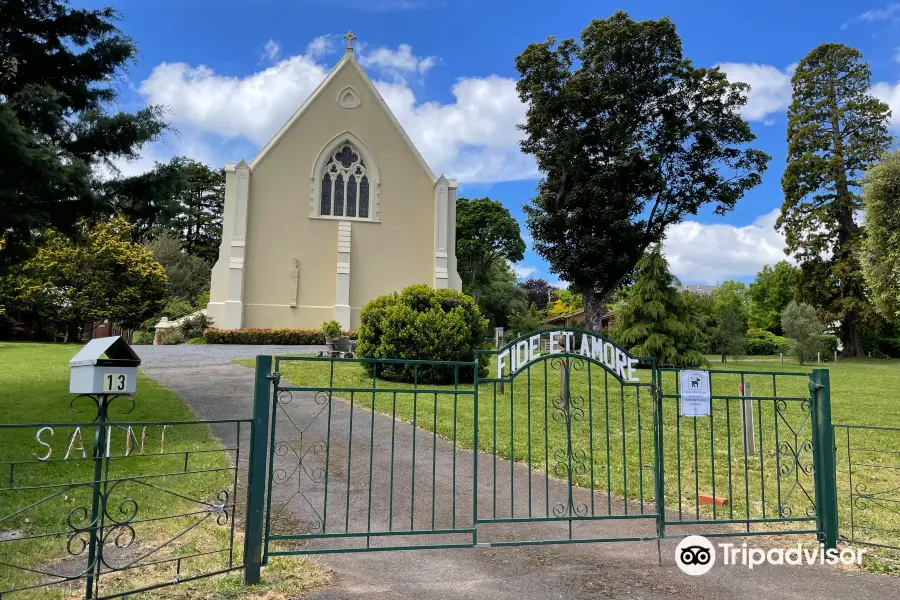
[203,328,358,344]
[745,328,791,355]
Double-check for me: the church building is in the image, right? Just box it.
[207,32,462,331]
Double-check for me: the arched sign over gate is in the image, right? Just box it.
[485,327,650,383]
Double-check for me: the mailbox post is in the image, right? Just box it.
[68,336,140,598]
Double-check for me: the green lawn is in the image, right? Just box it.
[239,352,900,570]
[0,343,235,598]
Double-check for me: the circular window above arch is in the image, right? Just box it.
[337,86,361,109]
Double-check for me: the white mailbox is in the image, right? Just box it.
[69,336,141,394]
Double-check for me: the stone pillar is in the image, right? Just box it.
[224,160,250,329]
[433,175,450,289]
[333,221,352,329]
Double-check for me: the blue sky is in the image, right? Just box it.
[83,0,900,286]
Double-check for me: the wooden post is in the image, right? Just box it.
[834,350,837,363]
[741,382,755,456]
[780,353,784,365]
[817,352,821,364]
[496,329,504,394]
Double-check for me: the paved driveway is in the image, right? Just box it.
[135,343,325,369]
[141,356,899,600]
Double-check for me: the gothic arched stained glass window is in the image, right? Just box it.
[319,142,371,219]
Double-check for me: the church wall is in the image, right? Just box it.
[206,167,238,327]
[239,61,437,330]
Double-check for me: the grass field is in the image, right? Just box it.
[0,343,326,599]
[240,352,900,572]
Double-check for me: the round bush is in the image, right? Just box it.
[356,285,490,384]
[745,328,791,355]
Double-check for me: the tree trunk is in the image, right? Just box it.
[840,310,866,357]
[582,292,606,332]
[66,320,80,343]
[721,353,727,364]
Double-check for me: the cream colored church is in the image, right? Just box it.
[207,33,462,331]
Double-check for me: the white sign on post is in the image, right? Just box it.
[680,370,711,417]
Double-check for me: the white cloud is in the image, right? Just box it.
[843,3,900,28]
[662,209,792,284]
[871,81,900,127]
[511,264,537,279]
[139,55,330,144]
[359,43,436,82]
[717,63,793,121]
[262,40,281,63]
[138,43,532,183]
[306,35,335,58]
[97,131,225,180]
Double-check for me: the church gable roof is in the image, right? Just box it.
[249,51,437,183]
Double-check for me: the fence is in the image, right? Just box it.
[0,393,255,599]
[835,424,900,553]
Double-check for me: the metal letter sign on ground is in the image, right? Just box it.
[248,328,838,570]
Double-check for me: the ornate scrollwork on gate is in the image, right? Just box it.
[547,357,591,519]
[268,389,332,535]
[775,398,817,518]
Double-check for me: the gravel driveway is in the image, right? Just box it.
[134,343,326,369]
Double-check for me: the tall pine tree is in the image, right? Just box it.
[609,245,707,368]
[0,0,167,270]
[778,43,891,356]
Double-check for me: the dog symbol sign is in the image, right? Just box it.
[680,370,711,417]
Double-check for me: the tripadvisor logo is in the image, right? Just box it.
[675,535,867,575]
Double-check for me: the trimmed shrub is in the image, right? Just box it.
[745,328,791,355]
[356,284,490,384]
[203,328,326,344]
[186,337,207,345]
[322,320,342,339]
[180,312,214,340]
[817,334,838,357]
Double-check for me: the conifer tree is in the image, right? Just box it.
[778,43,891,356]
[610,245,707,368]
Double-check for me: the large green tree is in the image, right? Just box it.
[515,11,769,330]
[108,157,225,262]
[778,43,891,356]
[609,245,707,368]
[861,150,900,324]
[456,197,526,303]
[747,261,799,333]
[105,159,186,244]
[472,261,527,330]
[0,0,167,269]
[146,232,212,304]
[711,281,749,326]
[11,216,167,341]
[173,159,225,262]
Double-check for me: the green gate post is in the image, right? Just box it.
[811,368,838,550]
[244,355,272,585]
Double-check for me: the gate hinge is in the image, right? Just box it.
[808,380,823,393]
[268,371,281,386]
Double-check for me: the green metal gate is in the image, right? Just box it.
[243,327,838,575]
